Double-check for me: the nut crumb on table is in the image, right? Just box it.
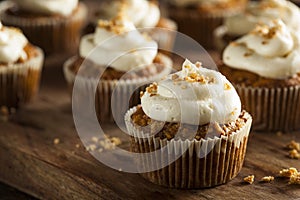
[244,175,255,184]
[260,176,274,183]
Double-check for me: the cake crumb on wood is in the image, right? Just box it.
[244,175,255,184]
[261,176,274,183]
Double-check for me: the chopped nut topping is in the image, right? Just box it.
[288,149,300,159]
[53,138,60,145]
[279,168,298,178]
[261,176,274,183]
[224,83,231,90]
[146,82,158,96]
[244,175,255,184]
[287,140,300,151]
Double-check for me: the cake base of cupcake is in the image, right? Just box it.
[126,107,252,188]
[0,45,44,109]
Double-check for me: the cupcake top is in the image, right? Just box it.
[141,59,241,125]
[98,0,160,28]
[0,22,28,64]
[223,19,300,79]
[79,14,158,72]
[225,0,300,35]
[12,0,78,16]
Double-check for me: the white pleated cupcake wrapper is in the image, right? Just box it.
[125,107,252,188]
[0,47,44,108]
[0,1,87,56]
[236,85,300,132]
[63,56,172,123]
[168,4,245,49]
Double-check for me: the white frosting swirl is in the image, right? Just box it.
[100,0,160,28]
[141,59,241,125]
[12,0,78,16]
[79,15,158,72]
[0,23,28,63]
[167,0,231,7]
[225,0,300,35]
[223,20,300,79]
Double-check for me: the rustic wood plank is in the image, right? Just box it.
[0,61,299,200]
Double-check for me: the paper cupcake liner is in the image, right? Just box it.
[125,107,252,188]
[167,3,245,50]
[63,55,172,124]
[0,47,44,108]
[236,85,300,132]
[0,1,88,56]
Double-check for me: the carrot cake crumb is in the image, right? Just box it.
[53,138,60,145]
[261,176,274,183]
[279,168,298,178]
[244,175,255,184]
[288,149,300,159]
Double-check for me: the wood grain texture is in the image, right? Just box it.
[0,58,299,200]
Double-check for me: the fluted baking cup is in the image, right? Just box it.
[0,1,87,56]
[63,55,172,124]
[0,47,44,108]
[125,107,252,188]
[236,85,300,132]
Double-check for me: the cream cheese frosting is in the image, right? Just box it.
[12,0,78,16]
[141,59,241,125]
[223,19,300,79]
[225,0,300,35]
[99,0,160,28]
[0,23,28,63]
[79,15,158,72]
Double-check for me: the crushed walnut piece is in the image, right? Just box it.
[289,173,300,185]
[261,176,274,183]
[287,140,300,151]
[244,175,255,184]
[288,149,300,159]
[279,168,298,178]
[146,82,158,96]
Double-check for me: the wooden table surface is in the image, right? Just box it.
[0,56,299,200]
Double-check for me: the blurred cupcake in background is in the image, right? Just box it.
[214,0,300,51]
[164,0,248,50]
[220,19,300,132]
[63,14,172,123]
[90,0,177,53]
[0,22,44,109]
[0,0,87,58]
[126,59,252,188]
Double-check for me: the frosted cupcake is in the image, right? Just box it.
[221,19,300,132]
[90,0,177,52]
[64,14,172,123]
[214,0,300,51]
[165,0,247,49]
[125,59,252,188]
[0,22,44,109]
[0,0,87,56]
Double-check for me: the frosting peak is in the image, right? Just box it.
[0,22,28,63]
[79,15,158,72]
[141,59,241,125]
[223,19,300,79]
[12,0,78,16]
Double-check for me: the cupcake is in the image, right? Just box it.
[125,59,252,188]
[0,22,44,109]
[221,19,300,132]
[165,0,247,50]
[89,0,177,52]
[64,14,172,124]
[0,0,88,56]
[214,0,300,51]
